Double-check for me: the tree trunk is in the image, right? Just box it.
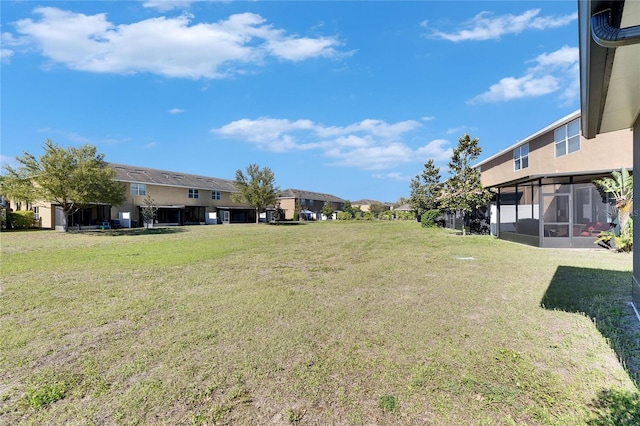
[255,208,259,224]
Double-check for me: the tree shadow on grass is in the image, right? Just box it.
[541,266,640,424]
[87,227,187,237]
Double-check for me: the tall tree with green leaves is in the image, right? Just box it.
[232,164,279,224]
[141,193,158,229]
[2,139,126,232]
[439,134,492,235]
[409,159,442,216]
[321,201,334,220]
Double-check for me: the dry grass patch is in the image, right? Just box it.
[1,221,638,425]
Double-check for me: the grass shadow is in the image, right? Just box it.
[541,266,640,424]
[88,227,187,237]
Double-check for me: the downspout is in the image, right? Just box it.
[591,9,640,48]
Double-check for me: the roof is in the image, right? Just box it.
[394,203,412,211]
[475,110,580,168]
[279,188,345,203]
[109,163,238,192]
[579,0,640,138]
[351,199,384,205]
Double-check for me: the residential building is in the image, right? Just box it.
[110,164,256,226]
[476,110,633,248]
[578,0,640,306]
[278,189,345,220]
[351,199,391,213]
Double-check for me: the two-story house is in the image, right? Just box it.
[278,189,345,220]
[476,110,632,248]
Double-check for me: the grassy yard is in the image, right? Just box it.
[1,221,639,425]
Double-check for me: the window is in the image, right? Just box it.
[554,118,580,157]
[514,144,529,171]
[188,189,199,199]
[130,183,146,196]
[33,206,39,221]
[212,191,221,200]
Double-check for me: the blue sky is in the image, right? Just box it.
[1,1,580,203]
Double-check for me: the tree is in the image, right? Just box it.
[2,139,126,232]
[141,193,158,229]
[409,159,442,216]
[593,168,633,252]
[439,134,492,235]
[232,164,279,224]
[321,201,334,220]
[369,202,388,218]
[342,200,354,219]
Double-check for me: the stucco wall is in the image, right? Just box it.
[480,128,633,188]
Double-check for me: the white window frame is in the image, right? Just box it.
[212,191,221,200]
[188,188,199,199]
[32,206,39,221]
[514,143,529,171]
[130,183,146,196]
[554,118,581,158]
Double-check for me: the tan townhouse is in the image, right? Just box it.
[477,110,633,248]
[278,189,345,220]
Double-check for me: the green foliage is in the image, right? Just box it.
[593,168,633,252]
[9,210,35,229]
[363,211,373,220]
[368,202,388,218]
[587,388,640,425]
[395,211,415,220]
[337,211,352,220]
[321,201,334,219]
[409,159,442,215]
[421,209,441,228]
[286,408,303,423]
[2,139,126,232]
[293,200,300,221]
[232,164,279,223]
[439,134,492,235]
[378,394,399,413]
[378,211,394,220]
[141,193,158,229]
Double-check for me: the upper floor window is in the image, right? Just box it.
[212,191,221,200]
[131,183,146,196]
[188,189,199,199]
[554,118,580,157]
[514,144,529,171]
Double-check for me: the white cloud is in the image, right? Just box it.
[429,9,577,42]
[1,48,14,63]
[372,172,412,182]
[421,116,435,122]
[469,45,578,104]
[168,108,185,114]
[212,117,451,170]
[9,7,344,79]
[142,1,195,12]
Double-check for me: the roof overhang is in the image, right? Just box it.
[579,0,640,139]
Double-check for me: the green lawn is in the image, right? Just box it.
[1,221,639,425]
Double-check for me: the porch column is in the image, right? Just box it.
[633,119,640,309]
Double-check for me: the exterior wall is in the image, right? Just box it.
[480,128,633,188]
[278,197,344,220]
[111,183,243,225]
[633,118,640,309]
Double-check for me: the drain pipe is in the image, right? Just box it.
[591,9,640,48]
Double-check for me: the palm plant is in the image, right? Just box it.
[593,168,633,252]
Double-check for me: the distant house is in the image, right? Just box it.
[476,110,633,248]
[110,164,257,226]
[8,164,256,230]
[278,189,345,220]
[351,199,392,213]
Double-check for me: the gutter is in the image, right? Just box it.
[591,9,640,48]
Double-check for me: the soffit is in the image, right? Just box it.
[600,0,640,133]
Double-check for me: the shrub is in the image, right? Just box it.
[378,211,394,220]
[363,212,373,221]
[421,209,441,228]
[10,210,35,229]
[396,211,415,220]
[337,211,352,220]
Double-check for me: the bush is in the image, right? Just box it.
[396,211,415,221]
[421,209,441,228]
[10,211,35,229]
[337,211,353,220]
[378,211,394,220]
[363,212,373,221]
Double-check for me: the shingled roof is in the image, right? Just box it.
[109,163,238,193]
[279,188,344,203]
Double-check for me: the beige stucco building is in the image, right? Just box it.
[278,189,345,220]
[477,110,633,248]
